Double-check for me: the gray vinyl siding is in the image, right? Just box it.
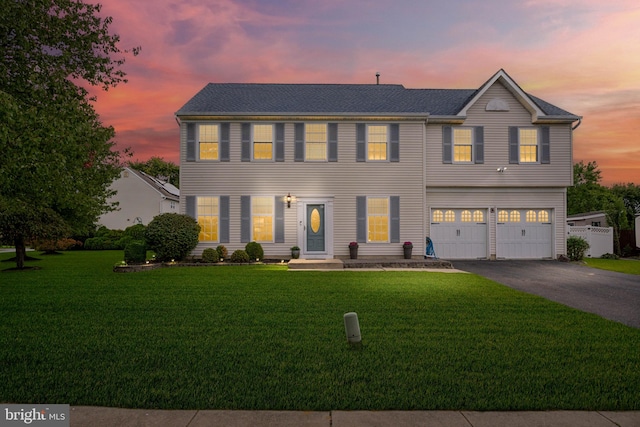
[425,188,567,258]
[426,81,573,188]
[180,121,426,258]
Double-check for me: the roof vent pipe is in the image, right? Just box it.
[376,72,380,85]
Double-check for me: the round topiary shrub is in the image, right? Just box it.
[230,249,250,263]
[567,235,590,261]
[124,240,147,264]
[124,224,146,241]
[245,241,264,261]
[144,213,200,262]
[216,245,228,260]
[202,247,220,263]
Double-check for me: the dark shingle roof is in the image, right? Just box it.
[176,82,574,117]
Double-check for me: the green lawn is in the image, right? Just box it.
[584,257,640,275]
[1,251,639,411]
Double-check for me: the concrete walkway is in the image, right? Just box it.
[70,407,640,426]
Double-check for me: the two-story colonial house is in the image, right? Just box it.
[176,69,580,260]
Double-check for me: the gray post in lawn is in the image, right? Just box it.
[344,312,361,343]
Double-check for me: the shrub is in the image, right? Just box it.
[216,245,228,260]
[124,224,146,241]
[84,237,118,250]
[124,240,147,264]
[230,249,250,263]
[601,253,619,260]
[245,241,264,261]
[33,238,80,252]
[116,235,134,250]
[202,248,220,263]
[144,213,200,261]
[567,235,590,261]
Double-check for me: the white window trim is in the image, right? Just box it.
[366,196,390,243]
[518,127,540,164]
[197,196,220,242]
[304,123,328,162]
[251,196,275,243]
[452,127,474,164]
[197,123,220,161]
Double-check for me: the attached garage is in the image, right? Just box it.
[430,209,488,259]
[496,209,553,258]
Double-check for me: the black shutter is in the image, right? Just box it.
[240,196,250,243]
[294,123,304,162]
[356,124,366,162]
[540,126,550,164]
[442,126,452,164]
[390,196,400,243]
[185,195,196,218]
[241,123,251,162]
[220,196,230,243]
[474,126,484,164]
[275,123,285,162]
[328,123,338,162]
[356,196,366,243]
[390,124,399,162]
[220,123,230,162]
[509,127,519,164]
[186,123,196,161]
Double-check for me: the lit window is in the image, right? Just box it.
[367,197,389,242]
[252,196,273,242]
[526,210,537,222]
[498,210,509,222]
[253,124,273,160]
[473,210,484,222]
[453,128,473,162]
[519,128,538,163]
[538,210,549,222]
[197,197,219,241]
[444,210,456,222]
[432,210,444,222]
[199,124,219,160]
[305,124,327,161]
[461,210,472,222]
[368,125,387,161]
[510,210,521,222]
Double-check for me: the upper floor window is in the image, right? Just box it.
[519,128,538,163]
[253,124,273,160]
[305,124,327,161]
[199,124,219,160]
[197,196,219,241]
[453,128,473,163]
[509,126,550,165]
[368,125,388,161]
[442,126,484,164]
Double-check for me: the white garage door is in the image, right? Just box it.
[496,209,552,259]
[430,209,487,259]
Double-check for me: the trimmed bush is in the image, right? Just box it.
[84,236,118,250]
[144,213,200,262]
[567,235,590,261]
[33,238,81,252]
[124,240,147,264]
[245,241,264,261]
[124,224,146,241]
[216,245,228,260]
[202,248,220,263]
[230,249,250,263]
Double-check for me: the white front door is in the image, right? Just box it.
[297,197,334,259]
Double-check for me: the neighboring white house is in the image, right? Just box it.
[175,69,581,260]
[98,167,180,230]
[567,211,608,227]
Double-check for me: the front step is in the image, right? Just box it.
[287,259,344,270]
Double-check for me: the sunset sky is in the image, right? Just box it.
[92,0,640,185]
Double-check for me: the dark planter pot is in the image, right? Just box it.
[403,246,413,259]
[349,246,358,259]
[291,250,300,259]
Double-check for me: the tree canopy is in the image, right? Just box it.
[129,157,179,188]
[0,0,138,269]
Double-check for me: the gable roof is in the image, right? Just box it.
[175,69,579,122]
[126,167,180,201]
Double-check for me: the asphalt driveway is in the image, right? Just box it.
[452,260,640,329]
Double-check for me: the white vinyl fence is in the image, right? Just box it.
[567,225,613,258]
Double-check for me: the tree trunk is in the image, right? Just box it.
[14,235,26,269]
